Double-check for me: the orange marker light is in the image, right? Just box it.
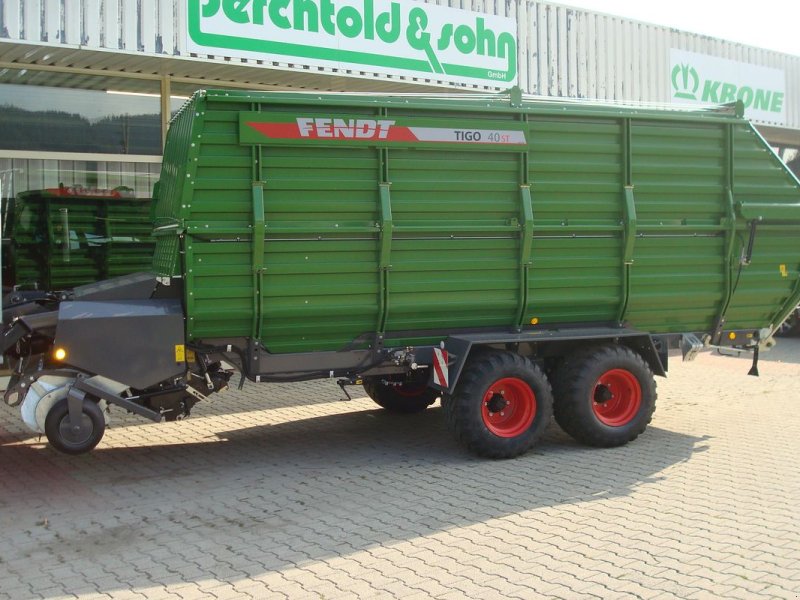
[54,348,67,361]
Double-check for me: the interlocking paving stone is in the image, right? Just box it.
[1,341,799,599]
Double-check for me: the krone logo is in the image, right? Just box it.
[671,63,700,100]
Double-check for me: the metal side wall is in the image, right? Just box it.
[153,91,800,354]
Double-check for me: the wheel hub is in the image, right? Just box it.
[486,393,508,414]
[59,413,94,445]
[594,384,614,403]
[481,378,537,438]
[592,369,642,427]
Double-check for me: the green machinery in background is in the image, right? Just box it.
[5,186,154,291]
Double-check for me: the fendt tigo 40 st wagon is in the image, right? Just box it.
[3,88,800,457]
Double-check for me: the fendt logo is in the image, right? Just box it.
[671,63,700,100]
[297,118,396,139]
[240,114,529,146]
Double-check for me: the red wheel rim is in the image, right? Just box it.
[592,369,642,426]
[481,378,537,438]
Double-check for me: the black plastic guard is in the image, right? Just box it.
[0,311,58,353]
[54,299,185,389]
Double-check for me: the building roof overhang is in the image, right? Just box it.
[0,39,452,95]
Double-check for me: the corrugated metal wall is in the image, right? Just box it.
[1,0,798,131]
[520,4,800,132]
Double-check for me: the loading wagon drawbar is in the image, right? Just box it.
[4,88,800,457]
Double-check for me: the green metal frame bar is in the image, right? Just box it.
[182,103,206,339]
[712,124,741,343]
[617,119,636,324]
[206,90,744,126]
[100,199,110,281]
[622,186,637,265]
[44,196,54,285]
[251,183,266,342]
[515,185,534,329]
[186,222,753,238]
[377,182,393,334]
[736,202,800,221]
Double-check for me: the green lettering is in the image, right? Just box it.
[337,6,363,38]
[771,92,784,113]
[719,83,736,103]
[476,18,495,56]
[437,24,453,51]
[363,0,374,40]
[406,7,430,51]
[320,0,335,35]
[201,0,221,17]
[376,2,400,43]
[754,89,772,110]
[406,7,443,74]
[498,32,516,78]
[268,0,290,29]
[701,80,720,102]
[251,0,267,24]
[222,0,250,24]
[737,86,754,108]
[454,24,476,54]
[293,0,319,32]
[497,32,514,60]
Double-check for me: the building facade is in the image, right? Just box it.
[1,0,798,201]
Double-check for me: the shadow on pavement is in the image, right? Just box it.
[0,404,709,596]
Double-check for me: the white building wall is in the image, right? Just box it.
[1,0,799,131]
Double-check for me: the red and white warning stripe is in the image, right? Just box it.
[432,348,449,388]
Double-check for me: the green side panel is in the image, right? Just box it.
[725,124,800,329]
[151,89,800,355]
[152,94,199,277]
[624,121,727,332]
[184,96,382,349]
[386,148,520,332]
[256,146,380,352]
[185,98,255,340]
[627,236,726,331]
[527,117,624,325]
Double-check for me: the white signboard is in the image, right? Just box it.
[187,0,518,88]
[670,49,786,125]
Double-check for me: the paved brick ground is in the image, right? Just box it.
[1,340,799,599]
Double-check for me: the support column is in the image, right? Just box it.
[160,76,171,149]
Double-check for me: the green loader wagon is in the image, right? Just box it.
[4,88,800,457]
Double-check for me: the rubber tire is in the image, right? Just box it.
[443,351,553,459]
[553,345,656,447]
[362,375,439,414]
[44,397,106,455]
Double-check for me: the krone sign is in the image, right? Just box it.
[187,0,518,87]
[669,49,786,125]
